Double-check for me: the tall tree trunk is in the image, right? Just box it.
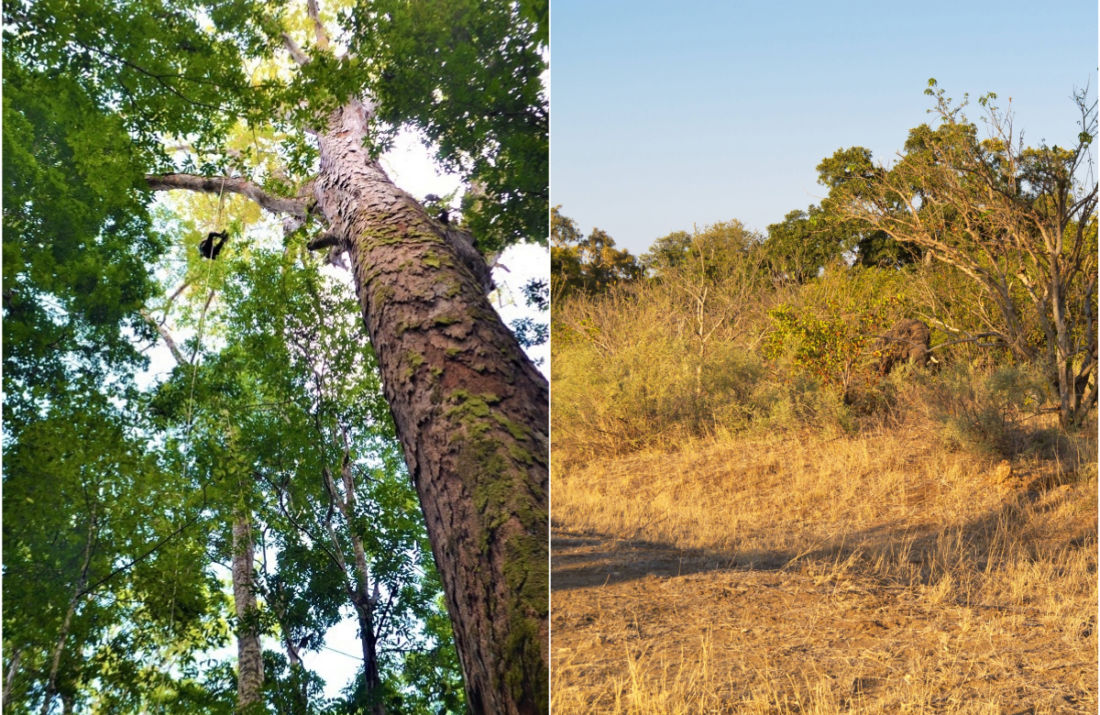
[232,514,264,712]
[315,99,548,715]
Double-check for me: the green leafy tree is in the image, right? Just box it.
[763,206,847,282]
[639,230,692,273]
[5,1,548,713]
[839,81,1098,427]
[551,207,641,296]
[357,0,548,253]
[643,220,760,279]
[3,390,231,714]
[762,148,916,282]
[144,250,468,714]
[817,148,920,269]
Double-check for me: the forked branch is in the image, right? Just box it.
[138,308,187,366]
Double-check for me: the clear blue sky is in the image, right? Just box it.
[551,1,1098,255]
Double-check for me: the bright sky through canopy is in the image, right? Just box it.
[551,0,1098,255]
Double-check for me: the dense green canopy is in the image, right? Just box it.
[3,1,547,712]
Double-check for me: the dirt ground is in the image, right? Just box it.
[551,499,1097,714]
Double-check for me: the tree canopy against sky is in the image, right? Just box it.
[837,83,1097,428]
[3,1,548,713]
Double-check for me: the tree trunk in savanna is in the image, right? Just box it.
[232,514,264,712]
[314,99,549,715]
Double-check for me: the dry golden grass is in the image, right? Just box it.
[551,420,1097,713]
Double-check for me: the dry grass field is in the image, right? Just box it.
[551,421,1097,713]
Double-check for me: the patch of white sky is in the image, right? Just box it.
[551,0,1097,256]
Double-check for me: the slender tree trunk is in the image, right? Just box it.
[331,456,386,715]
[270,599,309,715]
[232,514,264,712]
[314,99,548,715]
[39,595,80,715]
[3,647,22,710]
[282,635,309,715]
[351,595,384,715]
[39,507,96,715]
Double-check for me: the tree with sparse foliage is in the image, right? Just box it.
[839,80,1097,428]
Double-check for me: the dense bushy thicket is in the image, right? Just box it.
[552,233,1078,462]
[555,86,1097,459]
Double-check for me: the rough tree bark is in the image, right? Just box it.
[232,514,264,712]
[314,99,548,714]
[145,97,549,714]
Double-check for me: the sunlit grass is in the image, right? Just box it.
[551,423,1097,713]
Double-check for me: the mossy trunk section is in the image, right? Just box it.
[315,101,549,715]
[232,514,264,712]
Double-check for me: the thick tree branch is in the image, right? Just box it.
[139,308,187,366]
[281,33,310,66]
[306,233,341,251]
[145,174,308,219]
[307,0,331,51]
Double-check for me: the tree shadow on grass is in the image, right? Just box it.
[551,465,1094,593]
